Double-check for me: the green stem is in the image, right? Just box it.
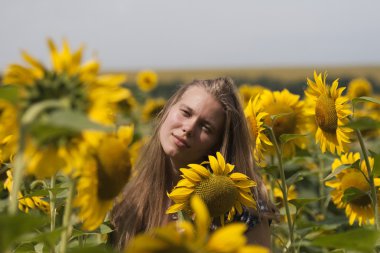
[318,157,327,217]
[354,127,379,230]
[268,128,295,253]
[50,175,57,253]
[8,126,26,215]
[59,179,75,253]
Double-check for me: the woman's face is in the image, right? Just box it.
[159,86,226,169]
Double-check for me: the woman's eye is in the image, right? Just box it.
[202,125,211,133]
[181,109,191,117]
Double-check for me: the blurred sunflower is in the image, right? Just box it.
[305,71,353,155]
[166,152,257,225]
[141,98,166,123]
[3,39,128,178]
[325,152,380,226]
[352,95,380,139]
[74,125,133,230]
[347,78,373,100]
[136,70,158,92]
[3,170,50,213]
[244,95,272,166]
[0,100,18,163]
[273,182,298,206]
[126,195,269,253]
[238,84,266,107]
[259,89,308,157]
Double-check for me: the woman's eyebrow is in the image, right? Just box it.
[179,104,193,112]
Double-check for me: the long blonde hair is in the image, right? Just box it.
[110,77,270,250]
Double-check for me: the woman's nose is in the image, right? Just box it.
[182,119,196,136]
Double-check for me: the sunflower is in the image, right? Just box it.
[238,84,266,107]
[325,152,380,226]
[244,95,272,166]
[305,71,353,155]
[259,89,308,157]
[166,152,257,225]
[141,98,166,123]
[126,195,269,253]
[136,70,158,92]
[273,181,298,205]
[347,78,373,100]
[74,125,133,230]
[3,39,127,178]
[3,170,50,214]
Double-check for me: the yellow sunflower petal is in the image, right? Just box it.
[216,152,226,173]
[207,223,247,252]
[166,202,187,214]
[209,155,221,174]
[167,187,194,201]
[230,172,250,181]
[179,168,202,182]
[187,164,211,178]
[190,195,210,242]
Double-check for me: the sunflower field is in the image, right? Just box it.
[1,40,380,253]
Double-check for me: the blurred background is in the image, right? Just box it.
[1,0,380,94]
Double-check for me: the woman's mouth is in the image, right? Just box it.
[172,134,190,148]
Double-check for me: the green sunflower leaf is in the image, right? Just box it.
[311,228,380,253]
[21,227,64,248]
[289,198,319,209]
[270,112,294,122]
[67,245,117,253]
[323,160,360,181]
[0,213,48,252]
[342,187,369,204]
[279,133,308,144]
[279,203,296,216]
[286,171,304,185]
[262,165,279,178]
[352,96,380,106]
[47,109,114,132]
[346,117,380,130]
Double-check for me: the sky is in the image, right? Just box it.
[1,0,380,72]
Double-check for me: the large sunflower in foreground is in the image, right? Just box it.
[305,71,353,155]
[166,152,257,225]
[3,39,130,178]
[126,195,269,253]
[325,152,380,226]
[244,95,272,166]
[259,89,308,157]
[74,125,133,230]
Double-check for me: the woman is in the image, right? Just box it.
[110,77,275,251]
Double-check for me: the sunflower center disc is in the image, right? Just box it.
[315,94,338,133]
[195,175,238,217]
[341,170,372,206]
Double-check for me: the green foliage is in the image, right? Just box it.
[311,228,379,252]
